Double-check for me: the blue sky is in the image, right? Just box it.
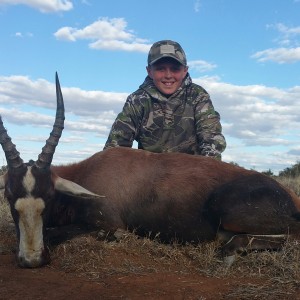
[0,0,299,174]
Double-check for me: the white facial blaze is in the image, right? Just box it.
[14,167,45,265]
[23,166,35,193]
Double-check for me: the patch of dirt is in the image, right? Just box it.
[1,227,300,300]
[0,253,262,300]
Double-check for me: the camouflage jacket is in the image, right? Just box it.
[104,74,226,159]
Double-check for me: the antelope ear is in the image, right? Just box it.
[54,176,105,199]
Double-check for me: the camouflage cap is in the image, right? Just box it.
[147,40,187,66]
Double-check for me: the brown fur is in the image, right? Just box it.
[50,147,300,247]
[3,146,300,267]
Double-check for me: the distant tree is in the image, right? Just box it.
[279,161,300,178]
[261,169,274,176]
[229,161,241,167]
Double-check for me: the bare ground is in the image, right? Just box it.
[0,253,255,300]
[1,225,300,300]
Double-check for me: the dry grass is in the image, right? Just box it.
[46,230,300,299]
[0,176,300,298]
[276,175,300,197]
[50,232,222,278]
[0,193,12,230]
[0,193,16,254]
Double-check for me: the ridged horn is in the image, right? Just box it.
[0,119,24,169]
[35,72,65,169]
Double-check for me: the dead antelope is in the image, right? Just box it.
[1,73,300,268]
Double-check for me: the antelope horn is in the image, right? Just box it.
[0,119,24,170]
[35,72,65,169]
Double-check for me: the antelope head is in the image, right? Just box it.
[0,73,101,268]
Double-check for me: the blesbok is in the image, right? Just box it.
[0,73,300,268]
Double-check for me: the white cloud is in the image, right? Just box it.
[81,0,91,5]
[54,18,151,52]
[251,47,300,63]
[14,31,33,38]
[0,0,73,12]
[194,76,300,151]
[194,0,201,12]
[2,75,299,147]
[273,23,300,37]
[0,75,127,117]
[188,60,217,73]
[1,74,299,173]
[53,26,76,41]
[90,40,150,52]
[252,23,300,63]
[267,23,300,47]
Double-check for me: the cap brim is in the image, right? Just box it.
[149,54,186,66]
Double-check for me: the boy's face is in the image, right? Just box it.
[147,58,188,96]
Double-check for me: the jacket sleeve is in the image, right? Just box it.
[194,91,226,160]
[104,95,141,149]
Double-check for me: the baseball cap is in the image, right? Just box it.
[147,40,187,66]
